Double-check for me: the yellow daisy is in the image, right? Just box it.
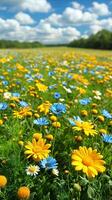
[25,138,51,162]
[71,146,106,177]
[73,121,97,136]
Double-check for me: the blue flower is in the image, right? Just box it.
[97,75,103,79]
[0,102,8,110]
[68,116,82,126]
[79,98,91,105]
[54,92,61,99]
[2,80,8,85]
[19,101,28,107]
[102,110,112,119]
[0,76,4,79]
[40,157,58,170]
[68,118,76,126]
[102,134,112,143]
[62,81,67,86]
[33,117,49,126]
[12,92,20,97]
[48,71,54,76]
[48,84,57,89]
[50,103,66,115]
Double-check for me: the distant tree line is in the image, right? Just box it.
[0,40,43,48]
[0,30,112,49]
[68,30,112,50]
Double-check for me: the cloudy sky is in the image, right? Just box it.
[0,0,112,44]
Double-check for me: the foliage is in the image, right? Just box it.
[68,30,112,49]
[0,40,43,48]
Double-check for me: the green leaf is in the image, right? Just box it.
[87,186,95,199]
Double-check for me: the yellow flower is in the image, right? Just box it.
[25,138,51,162]
[80,110,88,117]
[71,146,106,177]
[50,115,57,121]
[0,175,7,188]
[13,107,32,119]
[77,87,86,94]
[91,109,98,114]
[10,103,16,108]
[98,116,105,122]
[74,136,83,142]
[45,134,54,141]
[38,101,51,115]
[17,186,30,199]
[99,129,107,134]
[36,83,48,92]
[109,120,112,126]
[16,63,28,73]
[33,133,42,140]
[18,141,24,146]
[73,121,97,136]
[52,121,61,128]
[92,103,97,108]
[0,120,3,125]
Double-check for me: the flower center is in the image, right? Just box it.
[82,156,93,166]
[29,166,36,173]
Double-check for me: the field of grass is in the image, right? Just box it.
[0,47,112,200]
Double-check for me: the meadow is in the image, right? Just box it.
[0,47,112,200]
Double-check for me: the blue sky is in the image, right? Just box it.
[0,0,112,44]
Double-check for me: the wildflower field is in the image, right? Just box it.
[0,47,112,200]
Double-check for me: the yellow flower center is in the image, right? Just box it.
[29,166,36,173]
[82,156,93,166]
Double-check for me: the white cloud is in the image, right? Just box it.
[15,12,35,25]
[90,18,112,34]
[72,1,84,10]
[90,24,102,34]
[0,17,80,44]
[21,0,51,13]
[37,21,80,43]
[91,2,110,16]
[63,6,98,24]
[0,0,52,13]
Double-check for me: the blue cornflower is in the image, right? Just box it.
[90,70,95,75]
[79,98,91,105]
[54,92,61,99]
[62,81,67,86]
[68,118,76,126]
[35,74,43,79]
[0,102,8,110]
[40,156,58,170]
[2,80,8,85]
[25,74,32,79]
[83,69,88,73]
[49,84,57,89]
[97,75,103,79]
[69,85,76,89]
[50,103,66,115]
[102,134,112,143]
[48,71,54,76]
[68,116,82,126]
[102,110,112,119]
[73,116,82,121]
[34,117,49,126]
[0,76,4,79]
[19,101,28,107]
[12,92,20,97]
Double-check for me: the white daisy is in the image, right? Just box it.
[26,165,40,176]
[52,168,59,176]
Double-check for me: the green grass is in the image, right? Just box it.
[0,48,112,200]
